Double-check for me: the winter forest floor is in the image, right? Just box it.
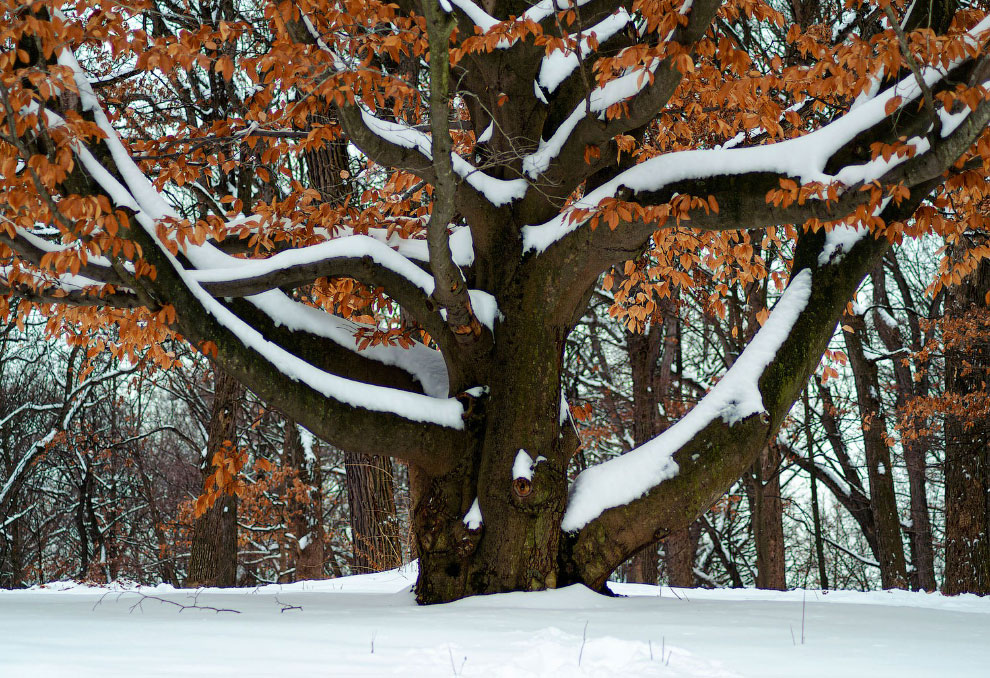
[1,565,988,677]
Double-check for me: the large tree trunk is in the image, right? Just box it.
[943,247,990,595]
[411,311,573,603]
[282,421,326,581]
[844,312,908,589]
[346,452,402,572]
[662,526,698,587]
[749,444,787,590]
[185,368,242,588]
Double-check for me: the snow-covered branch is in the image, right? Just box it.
[21,47,477,472]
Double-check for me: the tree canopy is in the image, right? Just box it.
[2,0,989,602]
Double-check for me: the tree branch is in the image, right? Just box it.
[561,189,933,590]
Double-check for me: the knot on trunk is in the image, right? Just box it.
[512,476,532,497]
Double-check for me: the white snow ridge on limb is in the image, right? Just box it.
[463,498,483,530]
[512,449,546,481]
[561,270,814,532]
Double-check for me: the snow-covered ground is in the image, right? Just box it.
[2,565,988,677]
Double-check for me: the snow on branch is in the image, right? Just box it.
[191,235,436,296]
[561,269,813,532]
[358,109,528,206]
[523,18,990,254]
[537,9,632,95]
[523,1,695,180]
[47,47,467,430]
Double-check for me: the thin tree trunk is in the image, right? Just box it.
[625,325,664,584]
[185,368,241,588]
[304,118,403,575]
[804,390,829,591]
[871,264,936,591]
[844,313,909,589]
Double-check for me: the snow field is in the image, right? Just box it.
[2,566,989,677]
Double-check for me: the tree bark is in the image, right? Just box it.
[282,421,326,581]
[624,325,665,585]
[185,368,242,588]
[346,452,402,572]
[943,244,990,595]
[871,264,936,591]
[662,526,698,587]
[750,445,787,590]
[844,312,909,589]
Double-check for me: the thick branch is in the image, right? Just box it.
[560,191,930,590]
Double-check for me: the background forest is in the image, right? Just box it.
[2,232,987,594]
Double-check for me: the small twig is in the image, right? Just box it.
[578,620,589,666]
[649,639,653,661]
[447,646,466,676]
[371,630,376,654]
[801,589,807,645]
[275,594,302,613]
[790,623,796,646]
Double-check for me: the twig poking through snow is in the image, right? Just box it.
[447,646,466,676]
[92,590,241,614]
[578,620,589,666]
[275,595,302,613]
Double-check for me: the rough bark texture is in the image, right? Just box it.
[185,368,242,588]
[282,421,326,581]
[943,249,990,595]
[663,526,699,587]
[346,451,402,573]
[624,326,665,585]
[749,445,787,590]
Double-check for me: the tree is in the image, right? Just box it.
[941,236,990,595]
[2,0,990,603]
[185,367,243,587]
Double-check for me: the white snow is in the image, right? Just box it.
[537,10,631,94]
[189,234,436,295]
[513,449,536,481]
[817,222,870,266]
[463,498,483,530]
[2,567,988,677]
[358,108,528,206]
[561,270,813,532]
[478,122,494,143]
[520,23,990,254]
[468,289,502,330]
